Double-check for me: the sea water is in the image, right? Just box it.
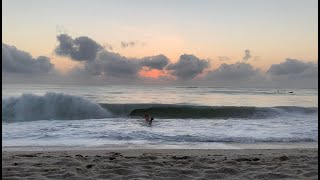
[2,84,318,149]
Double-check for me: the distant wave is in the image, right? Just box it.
[175,86,302,95]
[207,90,278,95]
[101,103,317,119]
[2,92,111,121]
[176,86,199,89]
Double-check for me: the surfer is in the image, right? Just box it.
[149,117,154,125]
[144,113,153,125]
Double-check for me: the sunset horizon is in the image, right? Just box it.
[3,0,318,88]
[2,1,318,179]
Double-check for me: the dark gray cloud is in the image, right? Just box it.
[140,54,169,70]
[206,62,261,81]
[121,41,135,48]
[265,58,318,88]
[167,54,209,80]
[2,43,54,74]
[73,51,141,79]
[98,51,141,78]
[78,52,170,80]
[242,49,252,62]
[267,58,317,78]
[55,34,170,79]
[55,34,102,61]
[201,59,317,88]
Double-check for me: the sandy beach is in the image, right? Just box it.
[2,148,318,179]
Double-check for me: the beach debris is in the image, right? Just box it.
[16,154,38,157]
[109,156,116,160]
[86,164,94,168]
[279,156,289,161]
[235,157,260,162]
[108,152,123,160]
[125,156,135,159]
[172,156,189,160]
[273,155,289,161]
[138,155,157,160]
[42,155,53,158]
[113,152,122,156]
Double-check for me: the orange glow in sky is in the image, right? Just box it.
[139,68,166,78]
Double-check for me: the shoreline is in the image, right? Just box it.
[3,148,318,179]
[2,142,318,152]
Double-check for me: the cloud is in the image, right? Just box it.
[206,62,261,81]
[267,58,317,78]
[242,49,252,62]
[5,33,315,88]
[253,56,260,61]
[140,54,169,70]
[167,54,209,80]
[81,53,170,79]
[218,56,230,61]
[103,43,113,51]
[98,51,141,78]
[2,43,54,74]
[202,59,317,88]
[75,51,169,79]
[55,25,68,34]
[55,34,170,80]
[121,41,135,48]
[55,34,102,61]
[74,51,140,79]
[266,58,318,88]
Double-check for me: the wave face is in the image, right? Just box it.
[101,104,317,119]
[2,93,111,121]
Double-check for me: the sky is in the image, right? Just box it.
[2,0,318,88]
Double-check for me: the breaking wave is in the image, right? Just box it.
[2,92,111,121]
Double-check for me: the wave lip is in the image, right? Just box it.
[2,92,111,122]
[130,106,264,119]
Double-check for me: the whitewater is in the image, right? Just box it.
[2,84,318,149]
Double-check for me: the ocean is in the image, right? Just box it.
[2,84,318,149]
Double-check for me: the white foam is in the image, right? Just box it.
[2,92,112,121]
